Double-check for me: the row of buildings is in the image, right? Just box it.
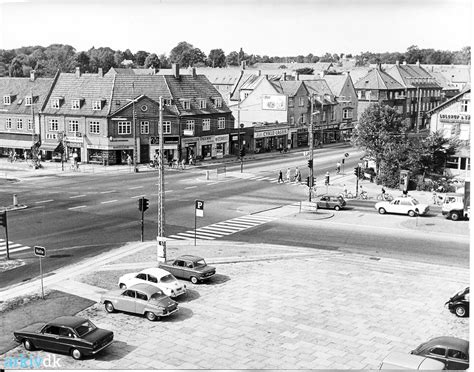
[0,61,470,170]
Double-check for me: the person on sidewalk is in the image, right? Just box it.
[336,161,341,174]
[286,167,291,183]
[278,170,283,183]
[181,159,186,170]
[126,154,132,166]
[294,166,299,182]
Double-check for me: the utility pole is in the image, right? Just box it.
[132,83,138,172]
[157,96,166,262]
[320,94,324,147]
[308,94,314,202]
[237,90,243,173]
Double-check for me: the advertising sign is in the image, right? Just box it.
[262,95,287,111]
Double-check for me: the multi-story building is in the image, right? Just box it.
[0,71,56,158]
[426,88,470,178]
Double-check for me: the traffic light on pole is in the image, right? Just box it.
[239,148,245,158]
[354,166,360,177]
[325,174,330,185]
[138,198,144,212]
[306,176,315,187]
[143,198,149,212]
[0,211,6,227]
[307,159,313,168]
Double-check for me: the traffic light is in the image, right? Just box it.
[354,166,360,178]
[307,159,313,168]
[325,174,330,185]
[138,197,150,212]
[306,176,315,187]
[0,211,6,227]
[239,148,245,158]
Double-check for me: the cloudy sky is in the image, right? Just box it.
[0,0,471,56]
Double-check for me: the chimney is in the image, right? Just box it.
[416,60,420,67]
[403,60,407,65]
[172,63,180,79]
[396,60,400,66]
[29,70,36,82]
[376,63,382,71]
[191,67,197,78]
[283,72,287,81]
[241,61,246,70]
[97,68,103,77]
[321,70,326,77]
[295,72,300,81]
[258,70,261,76]
[75,67,81,77]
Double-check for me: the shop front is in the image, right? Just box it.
[0,135,36,158]
[149,135,179,164]
[65,136,84,162]
[86,138,135,165]
[182,137,199,162]
[200,134,230,160]
[296,128,308,147]
[254,126,289,153]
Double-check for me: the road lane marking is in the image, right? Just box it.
[68,205,87,210]
[100,200,118,204]
[184,186,197,189]
[165,190,174,193]
[175,232,214,240]
[100,190,116,194]
[35,199,54,204]
[69,195,86,198]
[130,195,146,199]
[128,186,143,190]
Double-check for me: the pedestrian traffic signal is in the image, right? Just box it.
[307,159,313,168]
[325,174,330,185]
[354,166,360,177]
[138,197,150,212]
[0,211,6,227]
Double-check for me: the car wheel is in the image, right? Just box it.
[145,311,157,321]
[455,305,467,317]
[450,212,460,221]
[378,207,386,214]
[408,210,416,217]
[104,301,115,313]
[334,205,341,211]
[71,348,82,360]
[23,339,35,351]
[190,276,198,284]
[119,283,126,289]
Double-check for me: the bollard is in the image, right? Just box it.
[206,170,210,180]
[13,194,18,206]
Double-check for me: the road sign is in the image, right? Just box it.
[195,200,204,217]
[344,153,349,157]
[34,246,46,257]
[303,151,310,159]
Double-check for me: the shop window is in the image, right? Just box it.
[203,119,210,131]
[218,118,225,129]
[140,121,149,134]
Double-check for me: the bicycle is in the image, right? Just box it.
[339,191,354,199]
[357,191,369,200]
[376,193,393,201]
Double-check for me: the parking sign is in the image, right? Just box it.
[195,200,204,217]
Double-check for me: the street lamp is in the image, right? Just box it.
[157,96,167,262]
[126,97,139,173]
[308,93,320,202]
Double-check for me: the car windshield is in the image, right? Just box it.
[194,259,207,268]
[160,274,175,283]
[150,291,165,301]
[74,320,97,337]
[411,199,419,205]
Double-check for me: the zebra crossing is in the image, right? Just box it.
[0,238,31,256]
[168,215,276,241]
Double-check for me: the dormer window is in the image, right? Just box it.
[163,98,172,106]
[92,100,104,110]
[199,99,207,109]
[213,97,222,108]
[25,96,33,106]
[182,100,191,110]
[3,96,11,105]
[51,98,62,109]
[71,99,81,110]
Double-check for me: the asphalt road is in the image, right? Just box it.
[0,144,466,288]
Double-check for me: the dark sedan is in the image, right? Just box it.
[13,316,114,360]
[316,195,346,211]
[411,336,469,370]
[159,255,216,284]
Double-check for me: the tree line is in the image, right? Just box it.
[0,42,470,78]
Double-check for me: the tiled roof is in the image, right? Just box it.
[429,71,460,91]
[354,68,405,90]
[251,62,334,71]
[423,65,471,83]
[0,76,56,115]
[271,80,305,97]
[319,75,347,96]
[42,72,115,117]
[106,67,156,75]
[303,80,336,104]
[427,88,470,115]
[230,74,280,101]
[386,64,441,89]
[164,74,232,116]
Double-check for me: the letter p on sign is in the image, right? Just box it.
[195,200,204,217]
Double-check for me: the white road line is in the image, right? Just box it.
[175,232,214,240]
[35,199,54,204]
[198,226,237,233]
[130,195,146,199]
[100,200,118,204]
[193,230,223,237]
[212,224,242,231]
[0,246,31,254]
[0,243,22,249]
[128,186,143,190]
[100,190,116,194]
[168,235,194,240]
[69,195,86,199]
[68,205,87,210]
[215,222,249,228]
[184,186,197,189]
[227,220,259,226]
[165,190,174,193]
[239,216,274,222]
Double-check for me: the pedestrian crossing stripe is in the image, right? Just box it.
[0,239,31,256]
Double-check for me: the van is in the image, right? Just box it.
[379,351,446,370]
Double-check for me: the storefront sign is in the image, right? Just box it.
[262,95,287,111]
[182,137,199,144]
[200,136,214,145]
[254,128,289,139]
[439,113,470,124]
[215,134,229,143]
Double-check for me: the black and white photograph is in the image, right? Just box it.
[0,0,471,370]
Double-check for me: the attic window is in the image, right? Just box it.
[199,99,206,109]
[182,99,191,110]
[3,96,11,105]
[163,98,172,106]
[213,97,222,108]
[71,99,81,110]
[25,96,33,106]
[51,98,62,109]
[92,100,104,110]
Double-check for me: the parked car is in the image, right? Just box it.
[411,337,469,370]
[100,283,178,321]
[118,267,186,298]
[379,351,446,370]
[375,197,430,217]
[13,316,114,360]
[316,195,346,211]
[445,287,469,318]
[159,255,216,284]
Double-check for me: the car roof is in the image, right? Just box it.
[50,316,88,328]
[128,283,163,295]
[140,267,171,277]
[381,352,445,370]
[176,255,203,261]
[421,337,469,352]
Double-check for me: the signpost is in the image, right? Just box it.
[34,246,46,299]
[194,200,204,246]
[0,210,9,260]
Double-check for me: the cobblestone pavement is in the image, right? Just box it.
[2,242,469,370]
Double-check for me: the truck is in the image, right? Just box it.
[441,181,470,221]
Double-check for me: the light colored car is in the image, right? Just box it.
[100,283,178,321]
[379,351,446,370]
[411,336,469,370]
[118,268,186,298]
[375,197,429,217]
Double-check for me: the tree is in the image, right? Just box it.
[226,51,239,66]
[158,54,170,69]
[88,47,116,72]
[170,41,194,65]
[43,44,76,73]
[207,49,226,68]
[352,103,410,179]
[9,57,23,77]
[134,50,149,66]
[123,49,134,62]
[144,53,160,69]
[114,50,124,67]
[75,51,90,73]
[295,67,314,75]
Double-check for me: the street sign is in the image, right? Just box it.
[34,246,46,257]
[344,153,349,157]
[303,151,310,159]
[195,200,204,217]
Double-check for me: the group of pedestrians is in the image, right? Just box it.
[278,166,301,183]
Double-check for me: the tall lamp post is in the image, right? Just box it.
[126,95,139,173]
[308,94,319,202]
[157,96,167,262]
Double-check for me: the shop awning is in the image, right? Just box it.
[0,139,35,148]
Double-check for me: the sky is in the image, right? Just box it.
[0,0,471,57]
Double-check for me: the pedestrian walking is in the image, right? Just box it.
[181,159,186,170]
[286,167,291,183]
[278,170,283,183]
[24,151,28,162]
[189,154,194,166]
[336,161,341,174]
[294,166,299,182]
[126,154,132,166]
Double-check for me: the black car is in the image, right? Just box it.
[159,255,216,284]
[411,336,469,370]
[445,287,469,317]
[14,316,114,360]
